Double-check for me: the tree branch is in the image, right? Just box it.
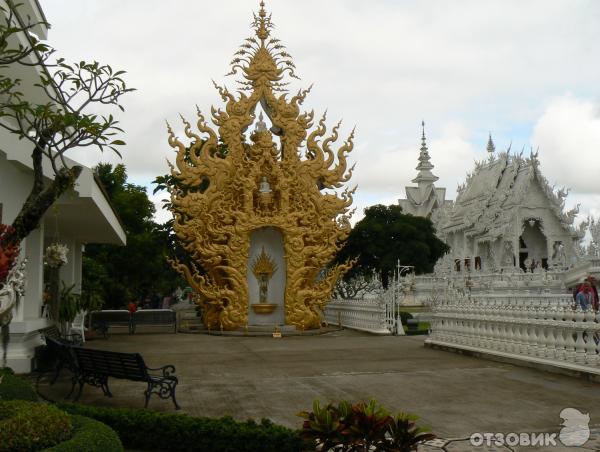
[9,165,83,244]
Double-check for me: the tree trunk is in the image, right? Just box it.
[0,142,82,249]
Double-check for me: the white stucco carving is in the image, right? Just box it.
[0,260,27,327]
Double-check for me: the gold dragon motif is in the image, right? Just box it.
[167,1,356,330]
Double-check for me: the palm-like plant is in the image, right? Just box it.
[298,399,435,451]
[384,412,436,452]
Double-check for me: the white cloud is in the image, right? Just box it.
[36,0,600,224]
[149,190,172,225]
[532,95,600,194]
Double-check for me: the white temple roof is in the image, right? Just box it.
[439,150,579,241]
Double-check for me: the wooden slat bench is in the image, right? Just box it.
[71,346,180,409]
[132,309,177,334]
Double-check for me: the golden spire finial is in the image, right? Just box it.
[255,1,270,42]
[227,1,299,89]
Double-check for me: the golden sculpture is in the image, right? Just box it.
[167,1,355,330]
[251,247,278,314]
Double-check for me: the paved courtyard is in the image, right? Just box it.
[40,329,600,450]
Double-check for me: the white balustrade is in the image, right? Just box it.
[405,268,569,306]
[427,289,600,374]
[324,298,390,334]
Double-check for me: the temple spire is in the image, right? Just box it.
[255,1,270,42]
[412,120,439,185]
[486,132,495,153]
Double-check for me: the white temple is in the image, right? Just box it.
[399,125,600,301]
[398,132,600,376]
[435,142,583,273]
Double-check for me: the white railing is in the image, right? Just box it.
[427,289,600,374]
[324,298,390,334]
[402,268,569,306]
[382,284,405,335]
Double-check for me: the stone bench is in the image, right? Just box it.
[89,309,177,336]
[132,309,177,334]
[89,310,132,337]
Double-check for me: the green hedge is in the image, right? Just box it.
[43,415,123,452]
[57,403,307,452]
[0,367,38,401]
[0,400,72,452]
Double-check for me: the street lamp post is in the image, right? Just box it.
[394,260,414,335]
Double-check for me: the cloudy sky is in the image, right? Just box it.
[41,0,600,224]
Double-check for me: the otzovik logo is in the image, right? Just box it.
[469,408,591,448]
[559,408,590,447]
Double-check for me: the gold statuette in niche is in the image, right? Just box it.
[251,247,278,314]
[167,1,355,330]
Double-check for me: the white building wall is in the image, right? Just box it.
[1,1,125,372]
[0,152,49,372]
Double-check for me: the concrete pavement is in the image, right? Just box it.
[39,329,600,450]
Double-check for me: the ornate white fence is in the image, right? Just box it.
[382,283,406,335]
[426,289,600,374]
[404,268,568,306]
[324,298,390,334]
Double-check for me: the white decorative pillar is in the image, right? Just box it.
[5,224,48,373]
[546,237,554,267]
[22,224,44,320]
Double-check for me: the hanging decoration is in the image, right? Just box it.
[44,243,69,269]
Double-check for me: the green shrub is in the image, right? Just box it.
[399,311,413,326]
[0,367,38,401]
[57,403,306,452]
[298,399,435,452]
[43,415,123,452]
[405,322,430,336]
[0,400,71,452]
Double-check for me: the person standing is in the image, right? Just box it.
[576,281,594,311]
[585,276,599,311]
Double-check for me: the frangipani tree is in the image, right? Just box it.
[0,0,134,252]
[0,1,133,354]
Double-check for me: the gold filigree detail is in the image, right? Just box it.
[167,2,355,330]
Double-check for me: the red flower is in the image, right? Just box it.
[0,224,20,283]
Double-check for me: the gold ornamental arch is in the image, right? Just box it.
[167,2,356,330]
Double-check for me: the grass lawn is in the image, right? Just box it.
[403,322,430,335]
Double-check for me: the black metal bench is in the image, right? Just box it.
[42,337,79,397]
[89,310,132,337]
[34,326,83,375]
[132,309,177,334]
[39,325,83,346]
[71,346,180,409]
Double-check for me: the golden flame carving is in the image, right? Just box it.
[167,1,355,330]
[252,247,277,279]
